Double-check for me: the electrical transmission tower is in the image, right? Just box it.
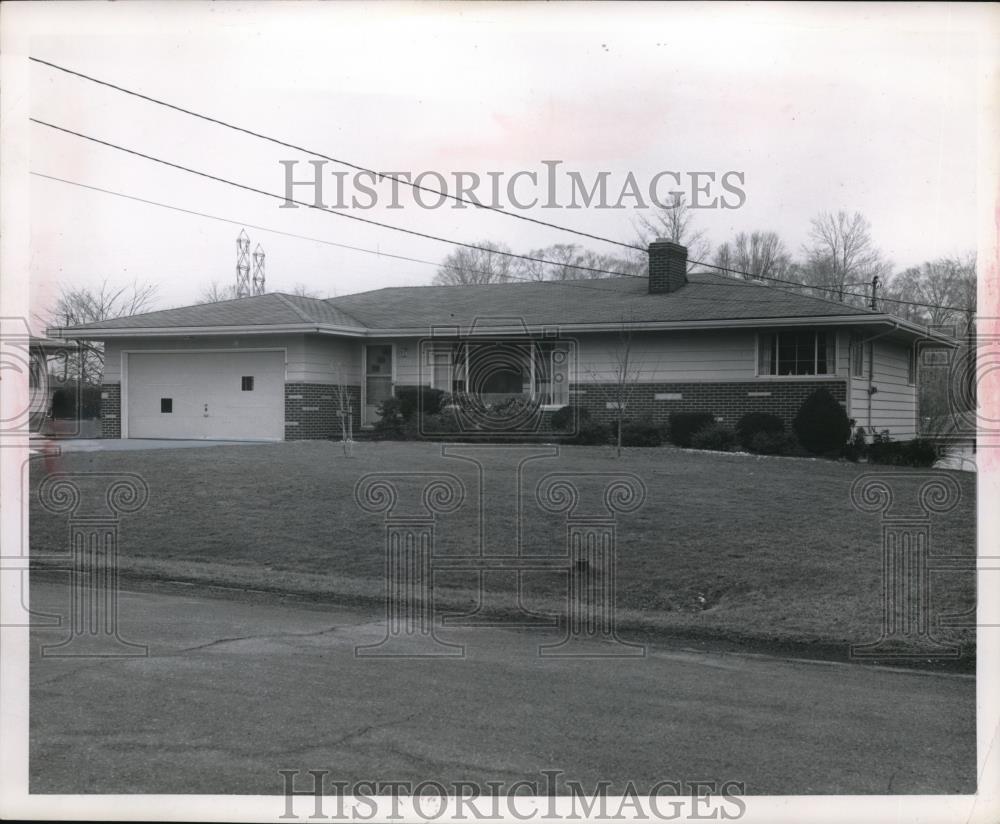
[236,229,251,298]
[252,244,266,296]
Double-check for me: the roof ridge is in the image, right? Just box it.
[272,292,318,324]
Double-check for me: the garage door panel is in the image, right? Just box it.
[126,351,285,440]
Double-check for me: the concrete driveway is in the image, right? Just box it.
[31,437,275,453]
[29,580,976,796]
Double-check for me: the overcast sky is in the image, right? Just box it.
[23,2,994,322]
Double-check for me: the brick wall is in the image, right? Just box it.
[573,380,848,429]
[100,383,121,438]
[284,382,361,440]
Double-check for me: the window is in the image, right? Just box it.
[850,334,871,378]
[427,345,468,393]
[241,376,254,391]
[758,331,836,376]
[160,398,173,413]
[907,346,917,385]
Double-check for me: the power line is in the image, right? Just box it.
[29,55,645,255]
[37,169,962,325]
[30,170,650,297]
[689,257,969,314]
[31,118,644,281]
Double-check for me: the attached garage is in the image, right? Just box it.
[124,350,285,440]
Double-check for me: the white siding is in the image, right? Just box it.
[103,335,363,386]
[849,337,917,438]
[577,329,852,383]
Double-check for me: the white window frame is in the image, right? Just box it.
[755,331,837,378]
[850,333,871,379]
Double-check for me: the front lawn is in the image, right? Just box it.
[29,441,976,658]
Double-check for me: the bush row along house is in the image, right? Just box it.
[48,241,956,441]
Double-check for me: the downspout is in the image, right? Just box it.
[856,318,946,435]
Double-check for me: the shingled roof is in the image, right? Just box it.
[325,271,877,329]
[61,291,364,331]
[57,271,881,336]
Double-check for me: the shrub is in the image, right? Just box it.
[568,420,611,446]
[748,431,798,455]
[690,422,737,452]
[619,420,664,447]
[371,397,406,439]
[867,435,940,467]
[420,409,462,435]
[394,385,446,420]
[50,384,102,419]
[735,412,784,450]
[550,405,577,432]
[668,412,716,447]
[841,427,869,462]
[793,389,851,455]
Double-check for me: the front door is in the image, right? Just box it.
[364,345,393,426]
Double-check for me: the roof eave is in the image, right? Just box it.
[46,322,369,339]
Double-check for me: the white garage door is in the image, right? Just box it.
[126,351,285,440]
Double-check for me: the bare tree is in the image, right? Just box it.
[44,280,158,383]
[587,320,644,458]
[433,241,516,285]
[730,231,792,280]
[802,211,889,304]
[198,281,238,304]
[632,195,712,272]
[290,283,324,298]
[332,367,355,457]
[884,253,976,332]
[513,244,642,281]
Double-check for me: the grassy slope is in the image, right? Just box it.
[29,441,976,653]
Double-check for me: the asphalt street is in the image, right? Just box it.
[29,580,975,796]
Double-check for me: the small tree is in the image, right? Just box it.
[588,320,644,458]
[333,368,355,457]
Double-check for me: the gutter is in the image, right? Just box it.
[47,313,961,343]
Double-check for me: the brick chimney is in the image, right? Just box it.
[648,239,688,293]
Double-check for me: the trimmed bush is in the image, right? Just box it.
[420,409,462,435]
[394,385,446,420]
[748,431,798,455]
[690,422,737,452]
[371,397,406,439]
[620,420,664,447]
[668,412,716,447]
[550,405,576,432]
[735,412,785,450]
[841,427,868,462]
[793,389,851,455]
[867,435,940,467]
[50,384,102,419]
[568,421,611,446]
